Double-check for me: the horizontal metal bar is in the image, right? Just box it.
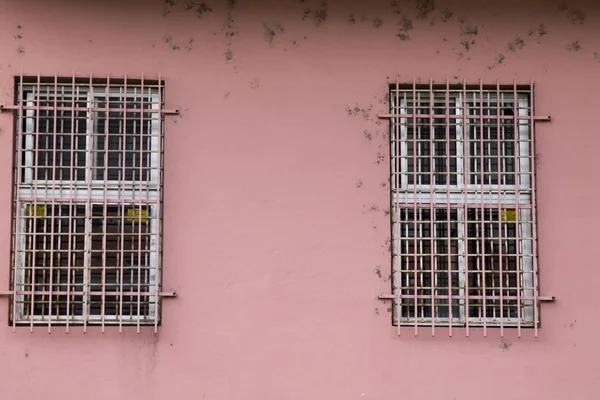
[0,104,179,115]
[378,113,551,121]
[378,294,555,302]
[16,197,160,204]
[0,290,177,298]
[391,203,533,209]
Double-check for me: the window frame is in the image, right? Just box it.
[10,76,165,328]
[389,83,538,329]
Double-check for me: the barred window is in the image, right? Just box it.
[386,82,549,336]
[8,76,166,330]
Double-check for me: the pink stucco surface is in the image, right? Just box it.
[0,0,599,398]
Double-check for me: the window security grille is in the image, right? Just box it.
[378,80,553,337]
[1,74,176,333]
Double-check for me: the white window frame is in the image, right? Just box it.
[14,83,161,324]
[391,90,535,326]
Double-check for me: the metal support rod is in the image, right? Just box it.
[0,290,177,298]
[0,104,180,115]
[378,113,551,121]
[377,294,555,302]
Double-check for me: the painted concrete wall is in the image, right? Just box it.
[0,0,599,398]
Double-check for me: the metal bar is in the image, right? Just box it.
[154,73,163,334]
[47,73,59,334]
[83,73,94,333]
[478,79,487,337]
[1,290,176,297]
[462,79,470,337]
[530,80,540,337]
[1,104,179,115]
[394,78,401,337]
[496,80,504,338]
[119,75,128,333]
[65,71,76,334]
[391,202,533,209]
[137,75,145,334]
[378,293,554,301]
[445,78,453,337]
[412,79,418,337]
[30,73,42,333]
[378,113,551,121]
[513,81,522,337]
[428,79,435,337]
[16,197,160,204]
[101,75,111,332]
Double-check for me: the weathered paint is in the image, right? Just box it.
[0,0,598,398]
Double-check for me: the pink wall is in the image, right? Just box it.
[0,0,599,398]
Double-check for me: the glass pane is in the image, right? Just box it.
[18,204,86,320]
[394,208,461,323]
[93,96,153,182]
[88,204,154,319]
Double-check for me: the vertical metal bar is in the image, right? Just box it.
[13,72,25,332]
[445,79,452,336]
[137,75,145,333]
[412,79,418,336]
[513,81,522,337]
[101,75,110,332]
[83,74,94,333]
[154,73,163,334]
[461,80,469,337]
[428,79,435,336]
[496,80,504,337]
[47,74,59,333]
[65,72,76,333]
[30,73,42,332]
[394,78,401,337]
[119,75,128,333]
[530,80,540,337]
[478,79,487,337]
